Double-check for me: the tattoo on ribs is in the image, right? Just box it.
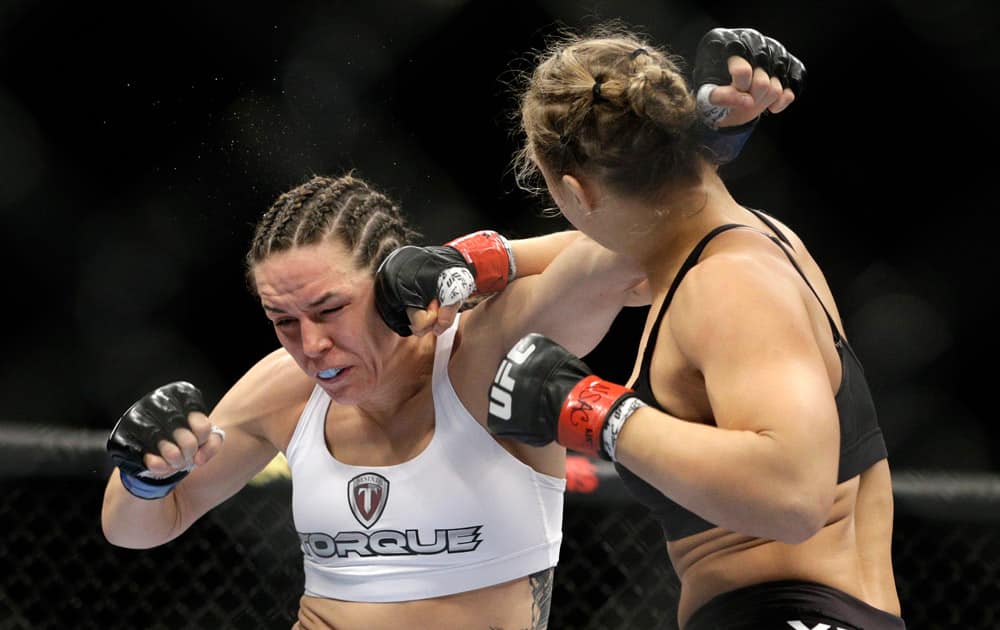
[487,569,554,630]
[530,568,554,630]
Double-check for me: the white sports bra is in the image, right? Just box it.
[285,313,565,602]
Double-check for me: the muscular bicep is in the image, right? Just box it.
[674,257,840,483]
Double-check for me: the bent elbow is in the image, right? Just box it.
[775,511,824,544]
[101,505,121,546]
[101,513,141,549]
[101,505,170,550]
[102,521,163,550]
[774,492,832,544]
[101,519,133,549]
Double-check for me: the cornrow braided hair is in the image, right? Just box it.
[245,173,421,292]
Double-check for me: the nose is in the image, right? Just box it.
[300,319,333,358]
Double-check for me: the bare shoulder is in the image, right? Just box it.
[448,288,533,380]
[746,211,845,326]
[447,308,505,385]
[211,348,314,445]
[755,212,818,263]
[688,228,804,298]
[668,234,810,354]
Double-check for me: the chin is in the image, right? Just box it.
[319,381,365,405]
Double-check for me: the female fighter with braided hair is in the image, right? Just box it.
[99,26,797,630]
[101,171,647,630]
[473,23,905,630]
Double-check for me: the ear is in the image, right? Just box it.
[561,174,597,214]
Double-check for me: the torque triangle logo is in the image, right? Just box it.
[348,472,389,529]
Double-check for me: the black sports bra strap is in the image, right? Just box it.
[641,221,844,372]
[745,207,793,248]
[761,232,843,343]
[741,209,840,339]
[640,223,746,367]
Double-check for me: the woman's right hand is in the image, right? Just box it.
[406,298,464,337]
[694,27,806,128]
[106,381,224,499]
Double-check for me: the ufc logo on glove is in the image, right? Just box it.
[489,337,537,420]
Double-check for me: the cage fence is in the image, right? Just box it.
[1,423,997,630]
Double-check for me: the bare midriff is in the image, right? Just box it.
[669,461,901,629]
[292,574,535,630]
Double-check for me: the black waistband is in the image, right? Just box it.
[684,580,906,630]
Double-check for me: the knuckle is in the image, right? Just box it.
[172,430,198,453]
[157,439,179,457]
[187,412,210,433]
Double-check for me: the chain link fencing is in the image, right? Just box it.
[1,426,998,629]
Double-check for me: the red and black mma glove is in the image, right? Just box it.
[374,230,516,336]
[486,333,647,462]
[106,381,207,500]
[694,27,807,164]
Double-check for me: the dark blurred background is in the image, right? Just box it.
[1,0,997,472]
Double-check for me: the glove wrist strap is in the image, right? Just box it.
[557,376,642,459]
[445,230,515,294]
[119,468,187,500]
[602,396,647,461]
[700,118,758,165]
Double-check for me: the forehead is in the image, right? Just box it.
[253,240,363,299]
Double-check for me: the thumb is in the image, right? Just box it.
[193,428,224,466]
[407,301,439,336]
[432,302,461,335]
[708,85,754,109]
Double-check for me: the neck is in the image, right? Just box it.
[358,331,437,428]
[626,164,743,293]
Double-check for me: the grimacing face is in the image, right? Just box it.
[252,239,386,404]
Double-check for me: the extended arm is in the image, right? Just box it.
[483,234,647,358]
[375,228,648,338]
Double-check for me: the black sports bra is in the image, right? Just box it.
[615,208,888,541]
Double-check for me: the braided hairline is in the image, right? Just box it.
[291,177,358,251]
[248,176,328,263]
[333,192,394,267]
[245,174,419,293]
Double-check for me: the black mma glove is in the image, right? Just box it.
[374,230,516,336]
[694,27,807,163]
[107,381,208,500]
[487,333,647,461]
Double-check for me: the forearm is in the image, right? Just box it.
[507,230,583,278]
[512,231,649,305]
[616,408,833,543]
[538,236,649,313]
[101,470,185,548]
[502,236,647,357]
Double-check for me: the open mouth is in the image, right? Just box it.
[317,367,343,380]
